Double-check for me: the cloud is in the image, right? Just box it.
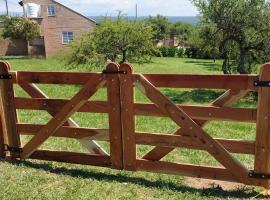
[1,0,198,16]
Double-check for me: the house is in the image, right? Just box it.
[2,0,96,56]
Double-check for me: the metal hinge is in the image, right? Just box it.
[0,74,12,80]
[248,170,270,179]
[4,145,23,154]
[254,80,270,87]
[102,70,127,74]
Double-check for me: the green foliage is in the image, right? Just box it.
[67,15,156,70]
[192,0,270,74]
[176,48,185,58]
[170,22,195,45]
[2,17,40,40]
[158,46,177,57]
[145,15,170,43]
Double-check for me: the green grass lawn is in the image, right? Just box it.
[0,56,262,199]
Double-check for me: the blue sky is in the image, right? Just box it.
[1,0,198,16]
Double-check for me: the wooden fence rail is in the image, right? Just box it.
[0,61,270,188]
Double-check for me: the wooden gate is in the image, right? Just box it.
[0,61,270,188]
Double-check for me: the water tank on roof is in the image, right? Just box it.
[24,3,41,18]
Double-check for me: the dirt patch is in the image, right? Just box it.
[183,177,246,191]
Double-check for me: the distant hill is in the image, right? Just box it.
[89,16,199,24]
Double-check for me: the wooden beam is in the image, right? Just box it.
[141,74,258,90]
[15,98,256,122]
[254,63,270,188]
[19,82,108,156]
[136,159,261,186]
[135,103,256,122]
[21,75,105,158]
[0,62,21,159]
[14,71,102,85]
[120,63,136,171]
[137,159,237,182]
[17,124,109,140]
[30,150,111,167]
[136,133,255,155]
[135,75,250,184]
[106,63,123,169]
[143,90,249,161]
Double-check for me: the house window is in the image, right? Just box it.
[62,32,73,44]
[47,5,56,16]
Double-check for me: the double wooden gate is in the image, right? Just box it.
[0,61,270,188]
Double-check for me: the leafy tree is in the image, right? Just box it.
[146,15,170,43]
[192,0,270,74]
[67,16,156,69]
[170,22,194,46]
[2,17,40,40]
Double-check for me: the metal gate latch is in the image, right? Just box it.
[254,81,270,87]
[102,70,127,74]
[0,74,12,79]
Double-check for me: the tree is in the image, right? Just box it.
[146,15,170,43]
[169,22,194,46]
[2,17,40,40]
[192,0,270,74]
[67,16,156,69]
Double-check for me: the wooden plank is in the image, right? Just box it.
[120,63,136,171]
[141,74,258,90]
[254,63,270,188]
[143,90,249,161]
[106,63,123,169]
[136,159,261,186]
[0,110,5,158]
[12,71,258,90]
[18,83,108,155]
[0,62,21,159]
[136,133,255,155]
[21,75,105,158]
[17,124,109,140]
[135,75,250,184]
[135,104,256,122]
[15,98,108,113]
[30,150,111,167]
[137,159,237,182]
[15,98,256,122]
[14,71,102,85]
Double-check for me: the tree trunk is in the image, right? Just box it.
[5,0,9,16]
[121,50,127,64]
[238,49,249,74]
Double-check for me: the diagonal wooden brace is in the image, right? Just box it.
[19,82,108,156]
[21,75,105,158]
[135,74,250,184]
[143,90,249,161]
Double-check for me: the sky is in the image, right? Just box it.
[0,0,199,16]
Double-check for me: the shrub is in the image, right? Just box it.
[176,48,185,58]
[167,46,177,57]
[159,46,169,57]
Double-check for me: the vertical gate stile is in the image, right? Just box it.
[119,63,136,171]
[254,63,270,188]
[106,63,123,169]
[0,62,21,160]
[0,110,5,158]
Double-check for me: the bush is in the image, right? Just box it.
[167,46,177,57]
[176,48,185,58]
[159,46,169,57]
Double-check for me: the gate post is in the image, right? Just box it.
[0,62,21,160]
[254,63,270,187]
[119,63,136,171]
[106,63,123,169]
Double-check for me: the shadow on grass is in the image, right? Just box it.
[163,89,224,104]
[9,160,261,199]
[184,60,221,72]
